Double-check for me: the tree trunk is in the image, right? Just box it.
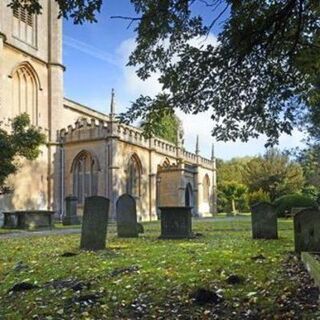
[231,199,236,213]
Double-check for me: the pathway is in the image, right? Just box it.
[0,216,251,239]
[0,228,81,239]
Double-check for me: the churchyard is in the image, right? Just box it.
[0,215,319,319]
[1,1,320,318]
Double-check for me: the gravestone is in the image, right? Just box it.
[159,206,193,239]
[291,207,310,216]
[116,194,138,238]
[294,208,320,253]
[80,196,109,251]
[251,202,278,239]
[62,196,81,225]
[2,211,55,229]
[0,212,3,228]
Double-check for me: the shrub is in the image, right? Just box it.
[237,194,250,212]
[273,193,318,217]
[248,189,271,206]
[301,185,320,201]
[217,191,230,213]
[219,182,248,213]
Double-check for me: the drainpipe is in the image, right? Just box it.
[60,141,64,220]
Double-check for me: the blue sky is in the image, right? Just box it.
[63,1,305,160]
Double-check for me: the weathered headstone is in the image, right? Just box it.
[116,194,138,238]
[63,196,81,225]
[251,202,278,239]
[2,212,19,228]
[294,208,320,253]
[80,196,109,251]
[3,211,55,229]
[0,212,3,228]
[159,206,193,239]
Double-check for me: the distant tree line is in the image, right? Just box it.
[217,148,319,214]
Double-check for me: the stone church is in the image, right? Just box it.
[0,1,217,221]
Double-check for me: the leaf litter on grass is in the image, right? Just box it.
[0,218,318,319]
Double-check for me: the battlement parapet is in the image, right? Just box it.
[117,124,149,148]
[60,118,109,143]
[60,119,215,169]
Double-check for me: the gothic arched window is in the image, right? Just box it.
[203,174,210,203]
[72,151,99,204]
[12,64,39,125]
[126,154,141,198]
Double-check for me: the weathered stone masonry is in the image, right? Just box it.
[0,0,217,221]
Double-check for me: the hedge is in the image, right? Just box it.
[273,193,318,217]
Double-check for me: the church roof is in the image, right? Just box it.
[64,97,110,122]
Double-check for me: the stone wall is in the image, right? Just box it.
[61,119,217,221]
[0,1,64,213]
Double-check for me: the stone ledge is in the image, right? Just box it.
[301,252,320,288]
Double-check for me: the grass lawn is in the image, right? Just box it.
[0,217,317,319]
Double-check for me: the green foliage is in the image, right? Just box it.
[248,189,271,207]
[119,0,320,145]
[8,0,103,24]
[301,185,320,201]
[137,93,183,144]
[219,181,248,213]
[273,193,318,217]
[217,191,229,213]
[217,150,307,210]
[244,149,305,201]
[294,145,320,188]
[0,113,46,193]
[17,0,320,144]
[217,157,252,186]
[216,157,252,213]
[290,145,320,202]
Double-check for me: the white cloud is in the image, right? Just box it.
[64,35,118,66]
[117,38,163,97]
[176,110,306,160]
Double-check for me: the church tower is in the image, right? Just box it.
[0,1,64,210]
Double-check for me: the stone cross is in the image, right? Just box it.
[251,202,278,239]
[80,196,109,250]
[294,208,320,253]
[63,195,80,225]
[116,194,138,238]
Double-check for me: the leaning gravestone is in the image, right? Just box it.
[80,196,109,250]
[63,196,80,225]
[116,194,138,238]
[294,208,320,253]
[251,202,278,239]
